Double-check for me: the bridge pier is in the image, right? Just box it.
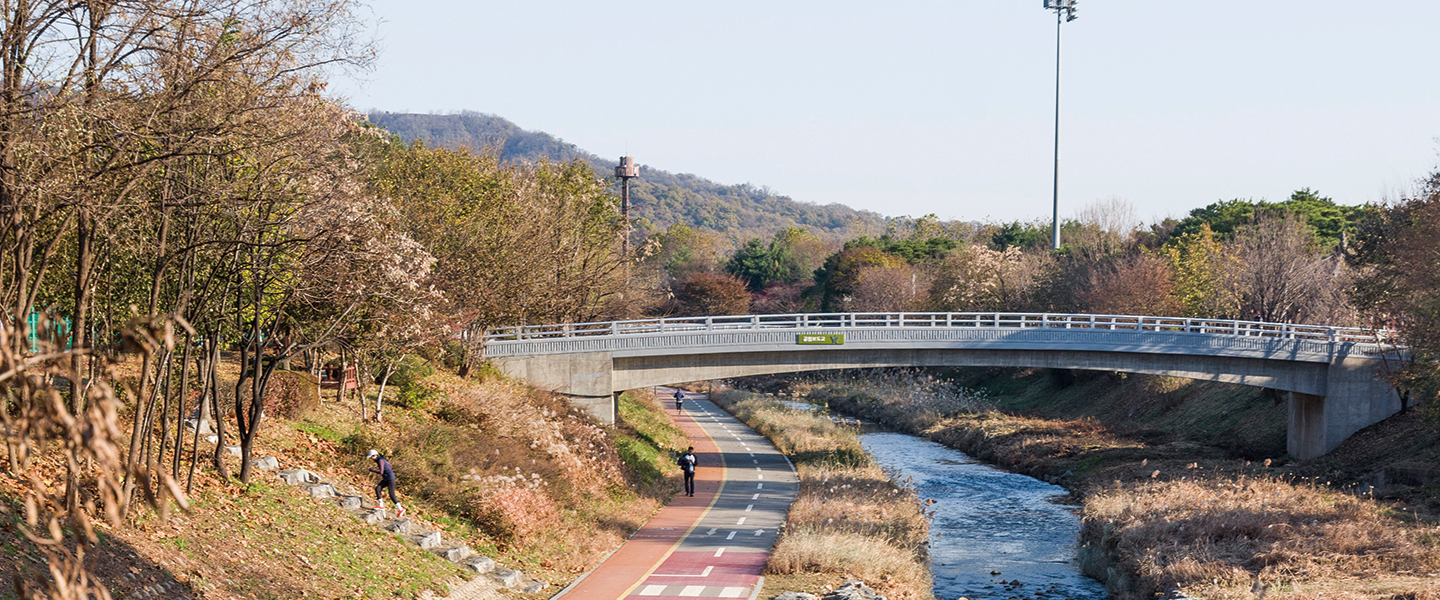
[491,352,620,424]
[1288,356,1402,459]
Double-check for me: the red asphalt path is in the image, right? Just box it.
[554,389,798,600]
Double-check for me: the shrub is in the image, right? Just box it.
[266,370,320,419]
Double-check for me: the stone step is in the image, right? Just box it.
[335,495,363,510]
[302,483,335,499]
[463,556,495,574]
[433,545,469,562]
[414,531,442,549]
[251,456,280,471]
[225,445,242,457]
[490,569,522,588]
[384,518,415,535]
[277,469,317,485]
[520,581,547,594]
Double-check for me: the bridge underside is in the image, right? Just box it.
[610,348,1330,395]
[493,347,1399,460]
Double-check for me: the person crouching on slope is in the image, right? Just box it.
[368,449,406,517]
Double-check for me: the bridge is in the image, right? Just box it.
[482,312,1404,459]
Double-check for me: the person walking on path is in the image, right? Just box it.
[368,449,406,517]
[677,446,697,497]
[673,389,685,411]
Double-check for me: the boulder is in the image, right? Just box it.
[490,569,523,588]
[824,580,884,600]
[414,531,442,549]
[384,518,414,534]
[435,545,469,562]
[335,495,363,510]
[464,556,496,574]
[302,483,335,499]
[251,456,280,471]
[277,469,315,485]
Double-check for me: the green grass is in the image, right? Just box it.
[170,481,465,599]
[293,420,344,443]
[615,391,687,489]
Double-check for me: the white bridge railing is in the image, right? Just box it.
[483,312,1391,346]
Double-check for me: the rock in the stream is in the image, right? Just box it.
[824,580,885,600]
[774,593,819,600]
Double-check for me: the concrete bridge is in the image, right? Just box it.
[482,312,1404,459]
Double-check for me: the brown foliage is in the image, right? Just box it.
[1079,253,1184,316]
[849,264,930,312]
[671,271,751,316]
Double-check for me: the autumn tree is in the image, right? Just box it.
[1164,224,1241,318]
[928,245,1046,312]
[670,272,751,316]
[1351,174,1440,409]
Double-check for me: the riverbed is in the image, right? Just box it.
[858,431,1109,600]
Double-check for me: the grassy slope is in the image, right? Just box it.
[1,365,690,600]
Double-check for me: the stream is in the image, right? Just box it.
[858,431,1109,600]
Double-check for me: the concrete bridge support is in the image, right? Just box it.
[491,352,619,425]
[1288,356,1402,459]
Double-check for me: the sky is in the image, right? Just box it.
[332,1,1440,225]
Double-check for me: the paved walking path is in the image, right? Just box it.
[555,389,799,600]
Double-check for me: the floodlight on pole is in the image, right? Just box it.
[615,156,639,255]
[1043,0,1076,251]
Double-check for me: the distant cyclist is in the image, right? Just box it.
[673,389,685,410]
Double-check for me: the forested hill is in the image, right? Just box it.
[367,111,886,243]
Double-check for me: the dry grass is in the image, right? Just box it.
[710,389,933,600]
[801,373,1440,600]
[1084,475,1440,599]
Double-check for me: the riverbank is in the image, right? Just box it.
[779,369,1440,600]
[706,388,933,600]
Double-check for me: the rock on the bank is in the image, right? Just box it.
[824,580,885,600]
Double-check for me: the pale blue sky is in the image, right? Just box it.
[334,1,1440,224]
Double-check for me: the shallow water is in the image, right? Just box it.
[859,432,1110,600]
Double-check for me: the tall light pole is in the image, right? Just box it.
[615,156,639,255]
[1044,0,1077,251]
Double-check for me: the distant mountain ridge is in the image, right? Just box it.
[367,111,886,243]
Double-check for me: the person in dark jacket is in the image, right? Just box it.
[673,389,685,411]
[368,449,406,517]
[677,446,697,496]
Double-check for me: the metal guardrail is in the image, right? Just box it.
[482,312,1393,347]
